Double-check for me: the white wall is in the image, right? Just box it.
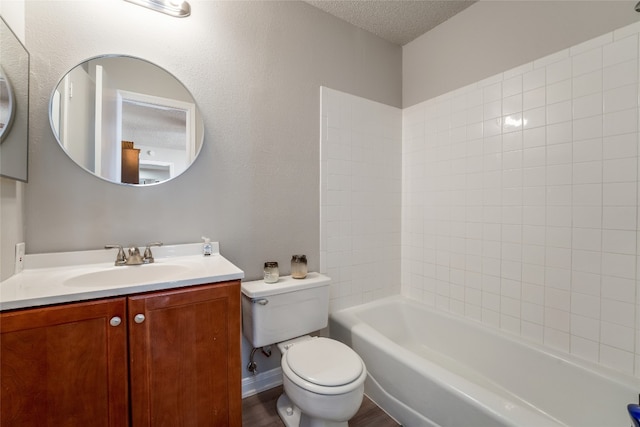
[402,21,640,376]
[320,87,402,312]
[403,1,640,107]
[0,0,25,281]
[23,1,401,283]
[0,179,24,280]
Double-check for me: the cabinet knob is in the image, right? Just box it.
[134,314,146,324]
[110,316,122,327]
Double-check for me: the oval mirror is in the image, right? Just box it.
[49,55,204,185]
[0,65,16,143]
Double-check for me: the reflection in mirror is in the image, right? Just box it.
[0,66,16,142]
[49,55,203,185]
[0,17,29,182]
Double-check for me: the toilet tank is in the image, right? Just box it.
[241,272,330,348]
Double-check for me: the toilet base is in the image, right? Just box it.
[277,393,301,427]
[276,393,349,427]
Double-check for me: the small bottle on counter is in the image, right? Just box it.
[291,255,307,279]
[202,236,213,256]
[263,262,279,283]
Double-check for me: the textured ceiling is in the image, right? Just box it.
[303,0,476,46]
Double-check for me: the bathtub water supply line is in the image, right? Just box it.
[247,345,272,375]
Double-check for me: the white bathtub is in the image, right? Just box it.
[329,296,640,427]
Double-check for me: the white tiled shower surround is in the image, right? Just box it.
[321,21,640,377]
[320,87,402,311]
[403,22,640,376]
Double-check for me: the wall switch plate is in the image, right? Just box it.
[14,242,25,274]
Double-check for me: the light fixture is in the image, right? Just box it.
[124,0,191,17]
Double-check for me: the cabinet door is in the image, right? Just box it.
[128,281,241,427]
[1,298,129,427]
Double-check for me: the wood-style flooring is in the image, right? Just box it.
[242,385,400,427]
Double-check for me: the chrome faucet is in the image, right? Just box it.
[105,242,163,266]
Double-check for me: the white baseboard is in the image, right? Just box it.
[242,367,283,398]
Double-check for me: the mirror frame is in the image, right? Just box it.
[0,16,30,183]
[49,54,204,186]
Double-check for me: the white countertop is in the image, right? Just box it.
[0,242,244,311]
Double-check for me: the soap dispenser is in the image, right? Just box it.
[202,236,213,256]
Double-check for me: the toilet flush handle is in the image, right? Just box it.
[252,298,269,305]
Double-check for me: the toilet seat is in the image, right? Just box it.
[281,337,366,395]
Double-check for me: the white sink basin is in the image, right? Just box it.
[63,263,190,288]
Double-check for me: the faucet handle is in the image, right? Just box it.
[143,242,163,264]
[105,244,126,266]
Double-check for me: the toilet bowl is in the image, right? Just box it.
[276,337,366,427]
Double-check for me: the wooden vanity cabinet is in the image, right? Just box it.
[0,280,241,427]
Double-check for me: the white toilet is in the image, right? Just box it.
[241,273,366,427]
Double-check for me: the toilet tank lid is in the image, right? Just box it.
[241,272,330,298]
